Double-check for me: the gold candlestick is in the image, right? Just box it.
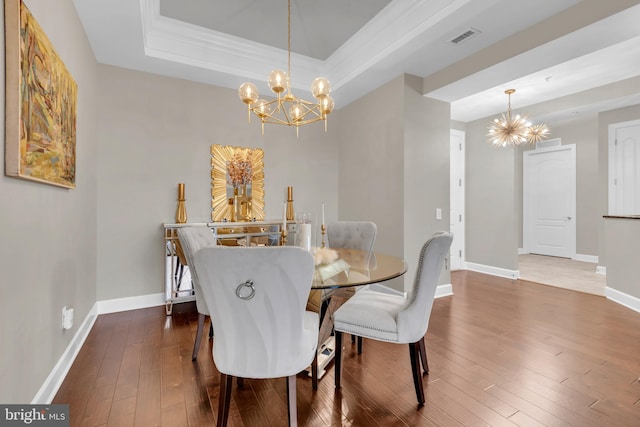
[280,228,288,246]
[286,186,295,221]
[321,224,326,248]
[176,183,187,224]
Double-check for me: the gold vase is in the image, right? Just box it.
[286,186,294,221]
[176,183,187,224]
[236,184,252,221]
[232,187,239,222]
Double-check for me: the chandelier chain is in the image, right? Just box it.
[288,0,291,87]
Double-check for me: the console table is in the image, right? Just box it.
[163,220,293,314]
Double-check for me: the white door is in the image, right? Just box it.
[523,145,576,258]
[450,129,465,270]
[609,120,640,215]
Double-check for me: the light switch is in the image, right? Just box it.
[436,208,442,220]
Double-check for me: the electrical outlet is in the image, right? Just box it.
[436,208,442,220]
[62,307,74,330]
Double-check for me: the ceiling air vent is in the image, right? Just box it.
[450,27,481,44]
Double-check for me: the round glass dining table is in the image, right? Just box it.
[310,248,408,290]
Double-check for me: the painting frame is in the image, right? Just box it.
[4,0,78,188]
[211,144,265,222]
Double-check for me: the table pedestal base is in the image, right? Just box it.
[306,336,335,379]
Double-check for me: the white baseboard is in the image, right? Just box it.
[435,284,453,298]
[96,292,165,314]
[574,254,598,263]
[35,292,166,403]
[518,248,527,255]
[605,287,640,314]
[32,303,99,404]
[465,262,520,279]
[365,283,453,298]
[596,266,607,275]
[368,283,404,296]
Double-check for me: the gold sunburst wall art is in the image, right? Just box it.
[4,0,78,188]
[211,145,265,222]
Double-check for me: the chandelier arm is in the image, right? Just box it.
[238,0,332,133]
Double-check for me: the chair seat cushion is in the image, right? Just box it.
[333,289,408,342]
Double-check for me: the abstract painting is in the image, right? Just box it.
[4,0,77,188]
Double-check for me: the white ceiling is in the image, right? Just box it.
[72,0,640,124]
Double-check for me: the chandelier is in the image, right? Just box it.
[238,0,334,136]
[487,89,550,148]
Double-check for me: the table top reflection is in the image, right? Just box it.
[311,248,408,290]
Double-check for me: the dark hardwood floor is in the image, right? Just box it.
[53,271,640,426]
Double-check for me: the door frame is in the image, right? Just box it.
[450,129,465,270]
[608,119,640,215]
[523,144,576,258]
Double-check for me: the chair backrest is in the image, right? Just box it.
[192,246,316,378]
[327,221,377,252]
[176,226,217,315]
[397,231,453,343]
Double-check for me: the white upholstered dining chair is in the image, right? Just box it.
[332,231,453,406]
[176,226,217,360]
[326,221,377,350]
[326,221,377,254]
[191,246,319,427]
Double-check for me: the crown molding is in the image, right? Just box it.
[326,0,474,89]
[139,0,474,96]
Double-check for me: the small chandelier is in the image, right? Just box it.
[487,89,550,148]
[238,0,334,136]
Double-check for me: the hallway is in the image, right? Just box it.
[518,254,606,296]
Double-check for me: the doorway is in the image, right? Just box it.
[523,144,576,258]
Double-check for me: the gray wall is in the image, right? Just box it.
[335,75,451,291]
[334,76,404,258]
[403,76,451,288]
[96,65,340,301]
[0,0,98,403]
[465,119,518,270]
[604,218,640,299]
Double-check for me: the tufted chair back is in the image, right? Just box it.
[327,221,377,253]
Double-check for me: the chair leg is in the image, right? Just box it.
[311,350,319,390]
[217,374,233,427]
[192,313,206,361]
[357,336,363,354]
[409,342,425,406]
[419,337,429,374]
[334,331,343,389]
[286,375,298,427]
[351,334,355,343]
[174,257,180,288]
